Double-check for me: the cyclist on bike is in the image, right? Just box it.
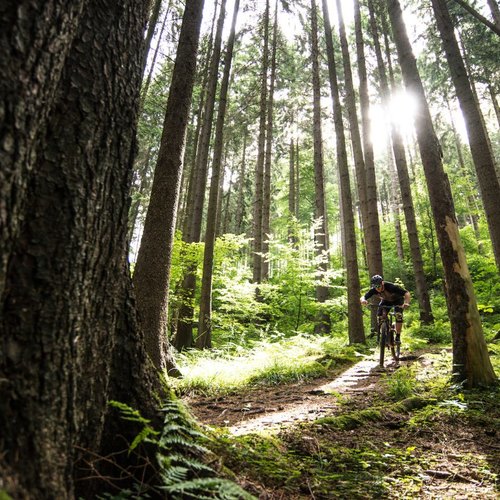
[360,275,411,342]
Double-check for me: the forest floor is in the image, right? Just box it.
[183,348,500,499]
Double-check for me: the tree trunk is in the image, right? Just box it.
[0,2,85,300]
[487,0,500,30]
[431,0,500,272]
[261,0,278,281]
[369,0,433,324]
[322,0,365,343]
[389,150,405,261]
[198,0,240,348]
[353,0,384,282]
[446,98,483,252]
[181,7,218,237]
[311,0,331,334]
[388,0,496,387]
[296,139,301,220]
[142,0,164,72]
[175,0,226,349]
[0,0,164,496]
[288,139,298,244]
[489,83,500,131]
[222,167,234,235]
[140,4,170,104]
[133,0,205,371]
[253,0,270,284]
[235,129,248,233]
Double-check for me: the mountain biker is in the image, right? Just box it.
[360,275,411,342]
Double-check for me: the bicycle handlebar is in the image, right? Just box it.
[363,302,409,308]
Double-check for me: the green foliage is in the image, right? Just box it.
[108,400,159,452]
[169,223,354,347]
[383,366,418,401]
[107,399,252,499]
[209,432,302,487]
[172,334,360,398]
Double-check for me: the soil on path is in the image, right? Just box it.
[184,355,392,435]
[182,351,499,499]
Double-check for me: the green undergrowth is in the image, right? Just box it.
[99,399,254,500]
[172,334,367,397]
[202,347,499,499]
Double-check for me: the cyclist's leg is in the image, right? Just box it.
[394,303,404,341]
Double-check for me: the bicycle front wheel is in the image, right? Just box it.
[379,321,388,367]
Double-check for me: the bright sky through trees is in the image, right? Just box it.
[147,0,477,174]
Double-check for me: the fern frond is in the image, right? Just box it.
[162,477,254,500]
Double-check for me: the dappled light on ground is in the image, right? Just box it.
[187,351,399,435]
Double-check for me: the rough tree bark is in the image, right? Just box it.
[133,0,205,372]
[431,0,500,272]
[197,0,240,349]
[311,0,331,334]
[261,0,278,281]
[253,0,270,284]
[0,0,165,496]
[175,0,225,350]
[388,0,496,387]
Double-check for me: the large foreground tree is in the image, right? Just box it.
[387,0,496,387]
[0,0,187,496]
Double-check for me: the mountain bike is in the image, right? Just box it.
[377,305,400,368]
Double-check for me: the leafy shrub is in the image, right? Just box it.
[384,366,418,400]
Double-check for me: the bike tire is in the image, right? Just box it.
[379,321,388,367]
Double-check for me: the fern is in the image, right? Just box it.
[162,477,255,500]
[108,400,159,452]
[109,398,254,499]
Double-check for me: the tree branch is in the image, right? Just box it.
[450,0,500,37]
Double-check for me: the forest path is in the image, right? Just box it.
[184,351,406,435]
[183,349,499,499]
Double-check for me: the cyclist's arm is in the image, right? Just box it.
[403,291,411,307]
[360,288,376,305]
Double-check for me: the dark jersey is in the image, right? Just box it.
[364,281,408,303]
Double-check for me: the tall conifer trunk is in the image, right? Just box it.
[310,0,331,334]
[369,0,433,324]
[431,0,500,272]
[388,0,496,387]
[1,0,165,495]
[175,0,226,349]
[133,0,205,371]
[253,0,270,284]
[261,0,278,281]
[322,0,365,343]
[197,0,240,348]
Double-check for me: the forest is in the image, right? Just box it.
[0,0,499,498]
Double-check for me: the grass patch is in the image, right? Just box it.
[383,366,418,401]
[172,333,359,397]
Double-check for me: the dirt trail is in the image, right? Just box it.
[184,353,401,434]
